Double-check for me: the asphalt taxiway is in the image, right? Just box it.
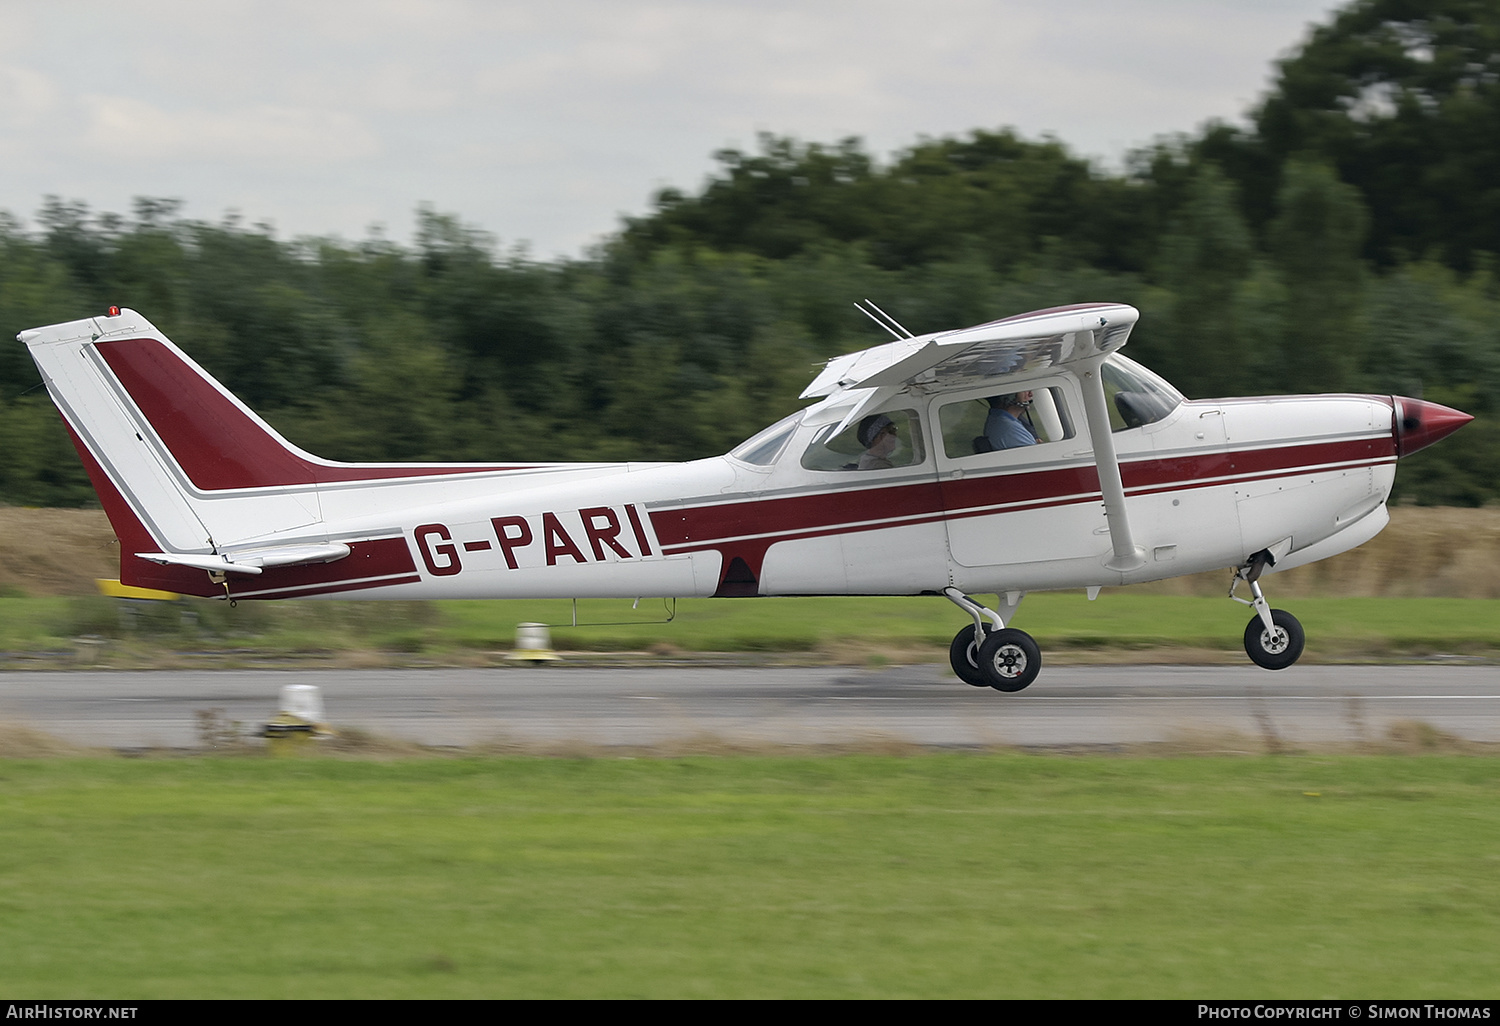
[1,663,1496,750]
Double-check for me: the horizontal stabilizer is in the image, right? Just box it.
[136,552,264,576]
[136,542,351,577]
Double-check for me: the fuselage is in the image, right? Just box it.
[301,362,1402,603]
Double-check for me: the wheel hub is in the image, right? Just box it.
[1260,627,1289,654]
[992,645,1027,678]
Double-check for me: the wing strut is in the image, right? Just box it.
[1077,358,1146,572]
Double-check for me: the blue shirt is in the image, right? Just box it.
[984,408,1036,450]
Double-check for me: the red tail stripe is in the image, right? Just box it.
[96,337,534,490]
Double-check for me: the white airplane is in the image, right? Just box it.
[18,302,1471,691]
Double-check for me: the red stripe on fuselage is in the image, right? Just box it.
[1123,435,1394,491]
[653,436,1396,557]
[96,337,536,490]
[236,575,424,600]
[222,537,419,601]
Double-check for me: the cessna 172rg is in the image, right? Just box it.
[18,303,1471,692]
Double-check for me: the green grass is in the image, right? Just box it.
[1,754,1498,998]
[2,593,1495,664]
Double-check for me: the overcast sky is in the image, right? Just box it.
[0,0,1346,258]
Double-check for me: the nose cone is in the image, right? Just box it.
[1393,396,1474,457]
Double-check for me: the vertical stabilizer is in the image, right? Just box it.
[22,312,219,548]
[18,309,326,592]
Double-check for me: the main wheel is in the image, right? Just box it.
[1243,609,1305,670]
[948,625,990,687]
[977,628,1042,692]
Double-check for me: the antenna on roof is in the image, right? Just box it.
[854,299,914,340]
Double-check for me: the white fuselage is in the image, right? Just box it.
[290,382,1396,603]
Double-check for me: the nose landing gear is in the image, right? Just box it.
[944,588,1041,691]
[1231,550,1305,670]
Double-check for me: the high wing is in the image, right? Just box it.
[800,302,1139,434]
[801,302,1138,398]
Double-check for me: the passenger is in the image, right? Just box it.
[983,392,1037,450]
[857,414,900,470]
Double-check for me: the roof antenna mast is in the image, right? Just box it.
[854,299,915,340]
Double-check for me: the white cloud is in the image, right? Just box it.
[80,96,380,164]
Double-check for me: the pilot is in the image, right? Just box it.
[856,414,900,470]
[983,391,1037,450]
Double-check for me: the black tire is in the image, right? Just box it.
[977,628,1042,692]
[1244,609,1305,670]
[948,625,990,687]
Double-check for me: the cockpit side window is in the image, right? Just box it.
[800,408,925,472]
[1101,355,1183,431]
[939,385,1074,458]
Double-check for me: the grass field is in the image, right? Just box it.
[3,508,1496,1000]
[1,592,1496,667]
[1,753,1498,998]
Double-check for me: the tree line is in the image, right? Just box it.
[2,0,1496,507]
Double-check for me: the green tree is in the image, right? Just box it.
[1238,0,1500,268]
[1146,165,1258,396]
[620,130,1151,275]
[1268,161,1370,392]
[0,397,96,506]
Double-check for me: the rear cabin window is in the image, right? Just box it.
[729,411,803,466]
[939,385,1075,459]
[801,409,925,472]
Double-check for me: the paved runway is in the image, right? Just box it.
[1,663,1497,750]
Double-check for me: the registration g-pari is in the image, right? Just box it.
[19,302,1471,692]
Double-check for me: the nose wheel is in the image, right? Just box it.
[1244,608,1304,670]
[1231,550,1306,671]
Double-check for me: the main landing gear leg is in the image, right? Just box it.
[1231,550,1304,671]
[943,588,1041,692]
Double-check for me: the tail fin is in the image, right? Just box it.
[18,308,529,595]
[18,310,326,592]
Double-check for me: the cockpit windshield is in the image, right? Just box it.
[729,411,804,466]
[1102,354,1184,430]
